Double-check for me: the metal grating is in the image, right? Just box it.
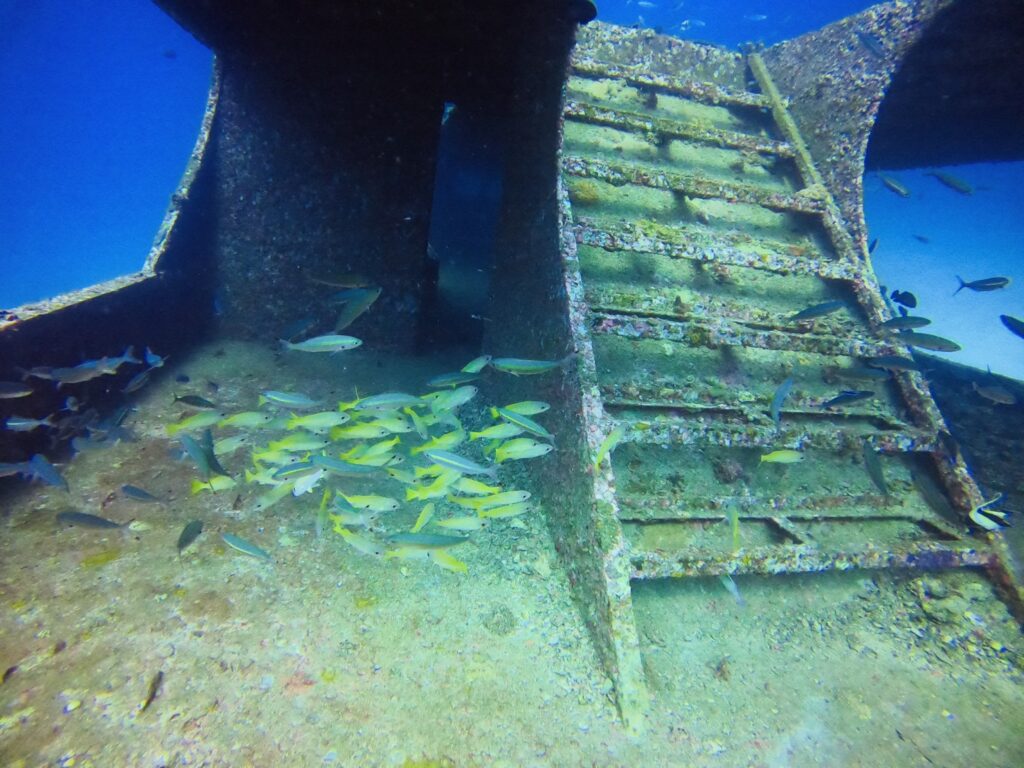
[557,26,1007,732]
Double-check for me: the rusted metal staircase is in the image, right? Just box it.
[556,24,1000,732]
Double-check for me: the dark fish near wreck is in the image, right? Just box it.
[122,484,162,503]
[973,381,1016,405]
[829,364,890,381]
[856,30,887,60]
[926,170,973,195]
[770,377,793,428]
[1000,314,1024,340]
[866,355,919,372]
[954,275,1009,295]
[821,390,874,408]
[890,289,917,308]
[862,441,889,496]
[868,238,879,254]
[912,234,929,244]
[56,511,122,529]
[898,331,961,352]
[177,520,204,554]
[28,454,68,491]
[173,394,217,409]
[879,174,909,198]
[880,315,931,331]
[789,300,846,322]
[332,287,383,333]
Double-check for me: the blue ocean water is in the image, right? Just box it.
[597,0,877,48]
[0,0,211,309]
[865,163,1024,381]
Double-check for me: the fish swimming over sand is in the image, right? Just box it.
[221,532,271,560]
[174,394,217,409]
[57,511,122,529]
[177,520,203,554]
[26,454,68,490]
[121,484,162,503]
[166,411,228,436]
[259,391,322,409]
[280,334,362,353]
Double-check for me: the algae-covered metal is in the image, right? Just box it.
[554,20,1007,730]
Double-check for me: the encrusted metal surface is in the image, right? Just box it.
[555,19,1008,728]
[758,0,956,248]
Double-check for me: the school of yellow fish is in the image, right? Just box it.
[165,347,559,573]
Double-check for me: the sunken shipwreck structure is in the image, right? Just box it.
[2,0,1023,732]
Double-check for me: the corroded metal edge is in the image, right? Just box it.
[571,60,767,109]
[557,174,649,735]
[749,49,982,517]
[0,58,222,333]
[759,0,956,248]
[563,155,824,214]
[575,224,857,279]
[629,540,992,579]
[563,100,794,157]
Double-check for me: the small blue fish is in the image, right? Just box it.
[144,347,167,368]
[122,369,152,394]
[221,533,271,561]
[821,390,874,408]
[718,574,746,607]
[122,484,162,503]
[770,378,793,428]
[28,454,68,491]
[177,520,203,554]
[57,511,122,529]
[4,415,55,432]
[789,301,846,323]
